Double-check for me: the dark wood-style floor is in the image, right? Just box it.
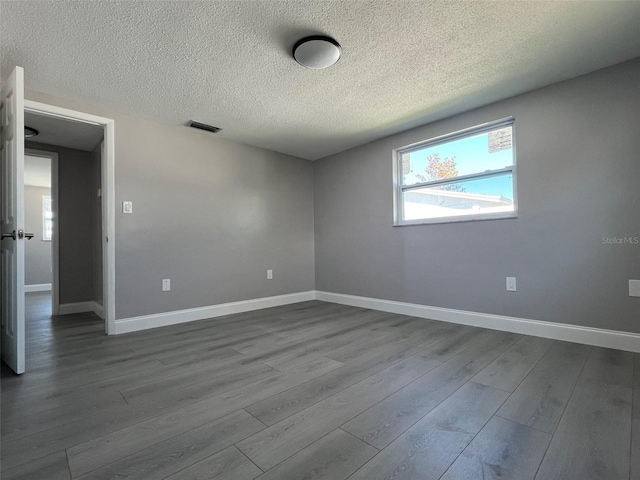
[1,292,638,480]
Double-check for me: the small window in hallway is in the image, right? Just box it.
[42,195,52,241]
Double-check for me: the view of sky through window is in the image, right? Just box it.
[403,128,514,199]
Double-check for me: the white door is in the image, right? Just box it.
[1,66,26,374]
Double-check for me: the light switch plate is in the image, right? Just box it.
[122,201,133,214]
[630,280,640,297]
[162,279,170,292]
[506,277,517,292]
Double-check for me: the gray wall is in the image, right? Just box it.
[28,59,637,333]
[314,58,640,334]
[25,93,316,319]
[24,186,52,285]
[26,141,96,304]
[92,143,103,306]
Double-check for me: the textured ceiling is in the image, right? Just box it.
[25,111,104,152]
[3,1,640,160]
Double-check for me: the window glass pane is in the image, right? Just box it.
[402,126,513,186]
[402,173,514,221]
[43,196,52,241]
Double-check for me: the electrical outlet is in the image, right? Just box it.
[162,279,170,291]
[630,280,640,297]
[267,269,273,280]
[506,277,517,292]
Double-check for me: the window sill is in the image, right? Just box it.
[394,212,517,227]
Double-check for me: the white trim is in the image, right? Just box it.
[114,291,315,335]
[314,291,640,353]
[59,301,103,318]
[52,153,59,315]
[23,101,108,126]
[109,289,640,352]
[24,100,115,335]
[24,283,52,293]
[93,302,104,319]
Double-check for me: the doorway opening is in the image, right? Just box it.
[24,101,115,334]
[23,150,55,318]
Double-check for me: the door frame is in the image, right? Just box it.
[24,100,116,335]
[24,148,58,313]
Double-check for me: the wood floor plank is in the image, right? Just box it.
[440,416,551,480]
[1,389,127,440]
[1,397,170,471]
[74,409,264,480]
[342,331,517,449]
[4,294,635,480]
[66,357,343,477]
[230,317,371,357]
[228,320,389,370]
[347,382,509,480]
[2,356,165,397]
[403,322,469,349]
[120,361,276,405]
[162,446,262,480]
[24,344,138,371]
[262,319,397,371]
[579,346,634,388]
[534,378,632,480]
[0,450,70,480]
[2,357,313,470]
[472,336,554,392]
[4,348,264,419]
[496,341,590,433]
[3,359,187,418]
[254,428,377,480]
[418,326,491,361]
[245,342,424,426]
[373,318,459,347]
[322,332,414,364]
[236,354,440,471]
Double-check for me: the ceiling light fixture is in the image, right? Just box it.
[292,36,342,70]
[24,126,39,138]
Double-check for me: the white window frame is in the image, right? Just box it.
[393,117,517,226]
[42,195,52,241]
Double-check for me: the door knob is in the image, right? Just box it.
[1,230,34,240]
[16,230,34,240]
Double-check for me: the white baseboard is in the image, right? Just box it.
[114,291,316,335]
[93,302,104,319]
[59,301,104,319]
[315,291,640,353]
[109,289,640,352]
[25,283,52,293]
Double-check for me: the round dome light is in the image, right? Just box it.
[292,36,342,70]
[24,126,39,138]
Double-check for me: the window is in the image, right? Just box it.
[394,118,516,225]
[42,196,52,241]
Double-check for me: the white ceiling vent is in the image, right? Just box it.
[187,121,221,134]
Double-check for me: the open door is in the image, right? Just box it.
[1,66,26,374]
